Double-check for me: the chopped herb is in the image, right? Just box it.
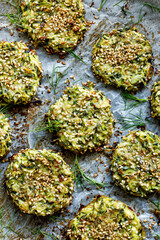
[30,120,56,133]
[121,90,148,110]
[72,155,110,191]
[143,2,160,13]
[1,0,22,27]
[0,208,24,239]
[0,104,13,114]
[118,109,146,130]
[149,197,160,212]
[113,0,125,7]
[30,227,58,240]
[47,65,68,94]
[113,0,130,15]
[73,78,82,84]
[136,7,146,24]
[65,49,87,65]
[48,216,65,222]
[99,0,108,11]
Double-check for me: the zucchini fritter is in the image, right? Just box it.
[68,195,145,240]
[47,85,114,154]
[111,131,160,197]
[151,80,160,119]
[0,41,42,105]
[5,149,74,216]
[20,0,86,54]
[92,28,153,92]
[0,113,11,159]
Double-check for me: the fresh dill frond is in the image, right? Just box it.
[48,216,65,222]
[30,227,58,240]
[121,90,148,110]
[0,104,12,114]
[113,0,131,15]
[150,197,160,211]
[72,155,110,191]
[99,0,108,11]
[30,120,57,133]
[136,7,146,24]
[143,2,160,13]
[73,78,83,84]
[47,65,68,94]
[124,6,146,26]
[118,109,146,130]
[113,0,125,7]
[0,208,24,239]
[149,197,160,220]
[65,49,87,65]
[1,0,22,27]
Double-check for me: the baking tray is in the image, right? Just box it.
[0,0,159,239]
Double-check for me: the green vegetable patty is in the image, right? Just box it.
[5,149,74,216]
[0,41,42,105]
[92,28,153,92]
[67,195,145,240]
[0,113,11,159]
[111,131,160,197]
[47,84,114,154]
[151,80,160,119]
[20,0,86,54]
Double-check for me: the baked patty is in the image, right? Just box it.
[111,130,160,197]
[20,0,86,54]
[47,84,114,154]
[0,41,42,105]
[0,113,11,159]
[92,28,153,92]
[5,149,74,216]
[67,195,145,239]
[151,80,160,119]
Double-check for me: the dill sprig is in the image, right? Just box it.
[149,197,160,220]
[121,90,148,110]
[1,0,22,28]
[113,0,131,15]
[136,7,146,24]
[143,2,160,13]
[30,227,58,240]
[72,155,110,191]
[0,104,12,114]
[118,109,146,130]
[48,216,65,222]
[150,197,160,211]
[99,0,108,11]
[124,6,146,26]
[113,0,125,7]
[65,49,87,65]
[30,120,56,133]
[46,65,68,94]
[0,208,24,239]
